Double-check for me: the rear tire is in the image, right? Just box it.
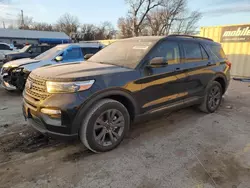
[199,81,222,113]
[79,99,130,153]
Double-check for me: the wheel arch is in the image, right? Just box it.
[71,89,139,133]
[212,73,227,94]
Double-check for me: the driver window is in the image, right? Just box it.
[63,48,82,60]
[148,41,180,65]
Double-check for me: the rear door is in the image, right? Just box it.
[137,40,189,113]
[180,41,214,98]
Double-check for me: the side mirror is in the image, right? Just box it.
[28,50,33,53]
[55,56,63,62]
[148,57,168,67]
[84,54,94,60]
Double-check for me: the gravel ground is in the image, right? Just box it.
[0,80,250,188]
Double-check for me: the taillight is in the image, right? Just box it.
[226,61,232,69]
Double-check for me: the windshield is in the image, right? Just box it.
[19,45,30,53]
[34,45,64,60]
[88,41,154,69]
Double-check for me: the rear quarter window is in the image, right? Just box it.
[209,45,226,59]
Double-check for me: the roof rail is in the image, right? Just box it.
[167,34,213,41]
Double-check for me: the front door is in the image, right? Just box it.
[137,40,188,114]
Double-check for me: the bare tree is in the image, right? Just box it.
[56,13,79,36]
[72,22,117,41]
[146,0,187,35]
[171,11,201,34]
[125,0,163,36]
[81,24,97,40]
[119,0,201,37]
[117,17,133,38]
[31,22,58,31]
[95,22,116,40]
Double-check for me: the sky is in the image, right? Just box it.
[0,0,250,29]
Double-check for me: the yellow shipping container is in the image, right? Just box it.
[200,24,250,77]
[98,39,117,46]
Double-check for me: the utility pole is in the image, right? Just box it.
[21,10,24,27]
[2,21,5,29]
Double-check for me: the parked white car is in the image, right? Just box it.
[0,43,15,62]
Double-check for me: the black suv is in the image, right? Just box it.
[3,44,53,64]
[22,35,231,153]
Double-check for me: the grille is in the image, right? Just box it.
[25,74,50,101]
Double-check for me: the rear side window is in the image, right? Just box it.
[31,46,42,53]
[81,47,101,55]
[182,42,203,62]
[209,45,226,59]
[0,44,10,50]
[42,46,51,52]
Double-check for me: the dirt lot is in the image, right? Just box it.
[0,80,250,188]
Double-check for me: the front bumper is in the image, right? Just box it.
[22,100,78,140]
[0,67,28,91]
[22,84,93,139]
[0,73,17,90]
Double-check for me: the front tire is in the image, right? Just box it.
[199,81,222,113]
[80,99,130,153]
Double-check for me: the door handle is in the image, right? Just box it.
[207,62,212,66]
[175,67,182,71]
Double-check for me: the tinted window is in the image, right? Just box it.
[31,46,42,53]
[34,45,65,60]
[210,45,226,59]
[148,41,180,65]
[0,44,10,50]
[183,42,202,62]
[81,47,100,55]
[42,46,51,52]
[200,45,209,60]
[63,47,82,60]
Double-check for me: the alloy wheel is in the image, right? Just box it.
[208,85,221,111]
[93,109,125,147]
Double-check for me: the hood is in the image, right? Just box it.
[4,58,54,72]
[4,58,40,68]
[6,52,28,58]
[5,51,23,55]
[32,61,132,81]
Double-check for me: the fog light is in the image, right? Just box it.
[41,108,61,117]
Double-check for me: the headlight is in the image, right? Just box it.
[2,63,9,68]
[46,80,95,93]
[2,63,17,68]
